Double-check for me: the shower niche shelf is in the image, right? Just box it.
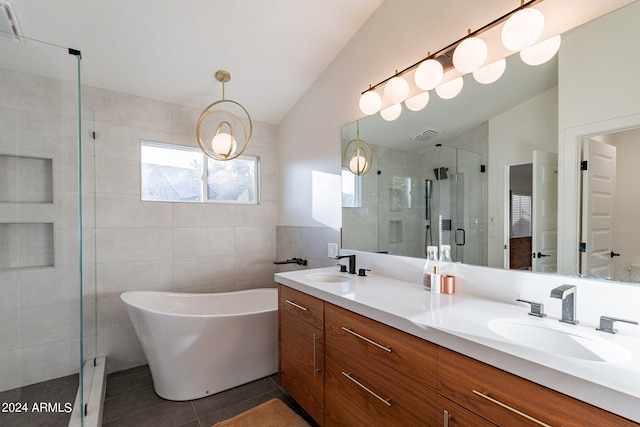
[0,154,53,203]
[0,222,54,270]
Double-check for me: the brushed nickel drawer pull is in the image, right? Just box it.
[444,409,451,427]
[472,390,551,427]
[312,334,320,377]
[285,299,307,311]
[342,372,391,407]
[341,327,392,353]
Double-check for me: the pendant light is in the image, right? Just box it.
[196,70,252,161]
[343,121,373,176]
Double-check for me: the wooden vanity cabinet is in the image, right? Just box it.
[324,303,440,426]
[438,347,640,427]
[278,285,325,425]
[278,284,640,427]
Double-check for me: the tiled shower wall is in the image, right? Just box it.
[0,68,84,391]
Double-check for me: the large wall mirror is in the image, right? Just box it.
[341,0,640,286]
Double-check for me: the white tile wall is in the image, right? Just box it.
[0,68,280,390]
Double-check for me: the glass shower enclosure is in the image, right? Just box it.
[375,144,487,265]
[0,30,98,425]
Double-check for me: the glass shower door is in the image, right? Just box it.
[0,30,96,426]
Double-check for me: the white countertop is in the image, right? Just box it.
[275,267,640,423]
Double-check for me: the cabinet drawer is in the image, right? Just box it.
[279,285,324,328]
[438,395,495,427]
[325,384,382,427]
[326,337,438,427]
[438,347,640,427]
[325,303,438,390]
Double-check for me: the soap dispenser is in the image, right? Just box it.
[423,246,438,291]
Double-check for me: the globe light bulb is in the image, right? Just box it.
[404,91,430,112]
[380,103,402,121]
[520,35,561,66]
[349,155,368,175]
[473,58,507,84]
[415,59,444,91]
[502,8,545,52]
[384,76,410,104]
[359,90,382,115]
[435,76,464,100]
[212,132,237,159]
[453,37,488,74]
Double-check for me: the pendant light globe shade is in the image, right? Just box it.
[473,58,507,84]
[349,155,369,175]
[501,8,545,52]
[380,103,402,121]
[211,131,237,158]
[384,76,410,104]
[520,35,561,66]
[435,76,464,100]
[405,91,430,112]
[359,90,382,115]
[453,37,488,74]
[415,59,444,91]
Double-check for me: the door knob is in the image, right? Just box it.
[537,252,550,258]
[610,251,621,258]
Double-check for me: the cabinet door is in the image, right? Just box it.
[438,395,496,427]
[280,310,324,425]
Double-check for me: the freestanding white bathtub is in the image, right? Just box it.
[121,288,278,401]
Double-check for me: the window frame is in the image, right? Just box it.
[140,140,260,204]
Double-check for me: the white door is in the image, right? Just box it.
[532,150,558,273]
[580,138,617,279]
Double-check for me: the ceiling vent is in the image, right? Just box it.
[412,128,441,143]
[0,0,22,41]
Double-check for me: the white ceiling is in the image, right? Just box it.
[0,0,635,129]
[1,0,384,125]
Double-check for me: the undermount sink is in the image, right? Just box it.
[305,272,352,283]
[488,318,632,363]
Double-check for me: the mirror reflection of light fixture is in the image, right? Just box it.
[380,103,402,121]
[343,121,373,176]
[520,35,561,65]
[405,91,430,112]
[473,58,507,84]
[196,70,252,161]
[435,76,464,100]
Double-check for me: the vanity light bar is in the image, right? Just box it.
[360,0,545,95]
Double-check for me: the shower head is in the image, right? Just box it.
[434,167,448,180]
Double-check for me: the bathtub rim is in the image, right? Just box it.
[120,287,278,318]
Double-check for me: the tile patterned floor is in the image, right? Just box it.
[103,365,317,427]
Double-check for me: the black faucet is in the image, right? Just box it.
[273,258,307,266]
[335,254,356,274]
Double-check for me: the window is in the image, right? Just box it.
[511,193,532,237]
[141,141,258,204]
[341,168,362,207]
